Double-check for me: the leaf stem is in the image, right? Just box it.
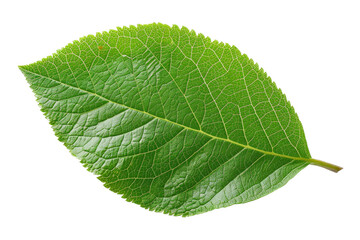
[306,158,343,173]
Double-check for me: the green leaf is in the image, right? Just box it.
[19,23,341,216]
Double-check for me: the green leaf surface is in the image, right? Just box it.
[19,23,341,216]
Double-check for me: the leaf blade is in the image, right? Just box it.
[19,23,340,216]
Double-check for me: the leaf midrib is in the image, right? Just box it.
[21,67,316,164]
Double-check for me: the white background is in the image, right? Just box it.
[1,0,359,239]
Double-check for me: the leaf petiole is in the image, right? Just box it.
[306,158,343,173]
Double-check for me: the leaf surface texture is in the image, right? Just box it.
[20,23,315,216]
